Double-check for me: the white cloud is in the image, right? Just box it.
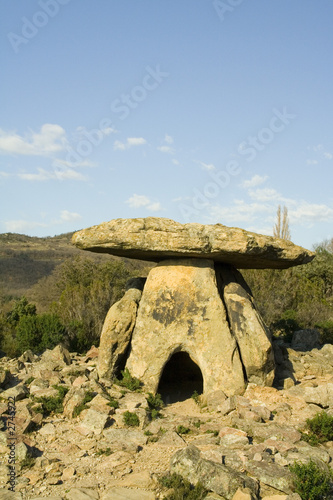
[208,200,273,224]
[17,167,87,182]
[126,194,162,212]
[200,162,215,171]
[147,202,161,211]
[126,194,150,208]
[306,159,318,165]
[248,187,282,202]
[127,137,146,146]
[172,159,180,166]
[4,220,48,233]
[114,137,147,150]
[58,210,82,222]
[101,127,117,136]
[0,124,67,156]
[323,152,333,160]
[158,145,174,154]
[289,202,333,225]
[164,134,174,144]
[113,140,126,151]
[242,175,268,189]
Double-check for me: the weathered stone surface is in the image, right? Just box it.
[0,491,22,500]
[126,259,246,396]
[291,329,321,351]
[217,264,275,386]
[41,344,71,368]
[77,409,109,435]
[245,461,294,494]
[170,445,259,499]
[97,281,144,380]
[66,489,99,500]
[101,489,155,500]
[102,428,147,453]
[72,217,314,269]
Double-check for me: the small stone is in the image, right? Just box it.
[101,488,155,500]
[231,489,254,500]
[62,466,76,481]
[39,423,56,436]
[66,488,99,500]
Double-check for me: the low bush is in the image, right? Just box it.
[115,368,142,392]
[34,384,69,416]
[72,390,95,418]
[123,411,140,427]
[146,392,164,420]
[176,425,190,435]
[289,460,332,500]
[158,472,208,499]
[301,411,333,445]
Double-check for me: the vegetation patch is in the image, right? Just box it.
[72,390,95,418]
[115,368,142,392]
[176,425,190,435]
[158,472,208,499]
[96,447,113,456]
[289,460,333,500]
[146,392,164,420]
[33,384,69,416]
[301,411,333,446]
[107,398,119,410]
[191,390,200,405]
[123,411,140,427]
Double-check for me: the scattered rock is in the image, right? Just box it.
[291,329,321,351]
[170,445,259,499]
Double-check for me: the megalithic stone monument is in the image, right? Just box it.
[72,217,315,399]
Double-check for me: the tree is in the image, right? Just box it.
[273,205,291,241]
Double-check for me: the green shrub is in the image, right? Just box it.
[191,390,200,405]
[34,384,69,416]
[146,392,164,420]
[176,425,190,435]
[289,460,332,500]
[123,411,140,427]
[96,448,113,456]
[107,398,119,409]
[302,411,333,445]
[158,472,208,499]
[72,390,95,418]
[16,313,67,354]
[316,320,333,345]
[115,368,142,392]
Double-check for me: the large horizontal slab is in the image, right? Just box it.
[71,217,315,269]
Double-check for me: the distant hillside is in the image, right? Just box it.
[0,231,147,299]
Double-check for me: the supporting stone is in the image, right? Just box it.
[97,278,145,380]
[216,264,275,386]
[125,259,246,397]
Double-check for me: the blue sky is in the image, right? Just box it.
[1,0,332,250]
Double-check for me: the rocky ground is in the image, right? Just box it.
[0,332,333,499]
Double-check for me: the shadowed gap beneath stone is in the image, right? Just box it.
[157,351,203,405]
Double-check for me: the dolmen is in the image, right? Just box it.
[72,217,314,400]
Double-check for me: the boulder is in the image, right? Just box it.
[72,217,314,269]
[170,445,259,500]
[291,329,321,351]
[217,264,275,386]
[126,259,246,396]
[97,282,144,380]
[41,344,71,368]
